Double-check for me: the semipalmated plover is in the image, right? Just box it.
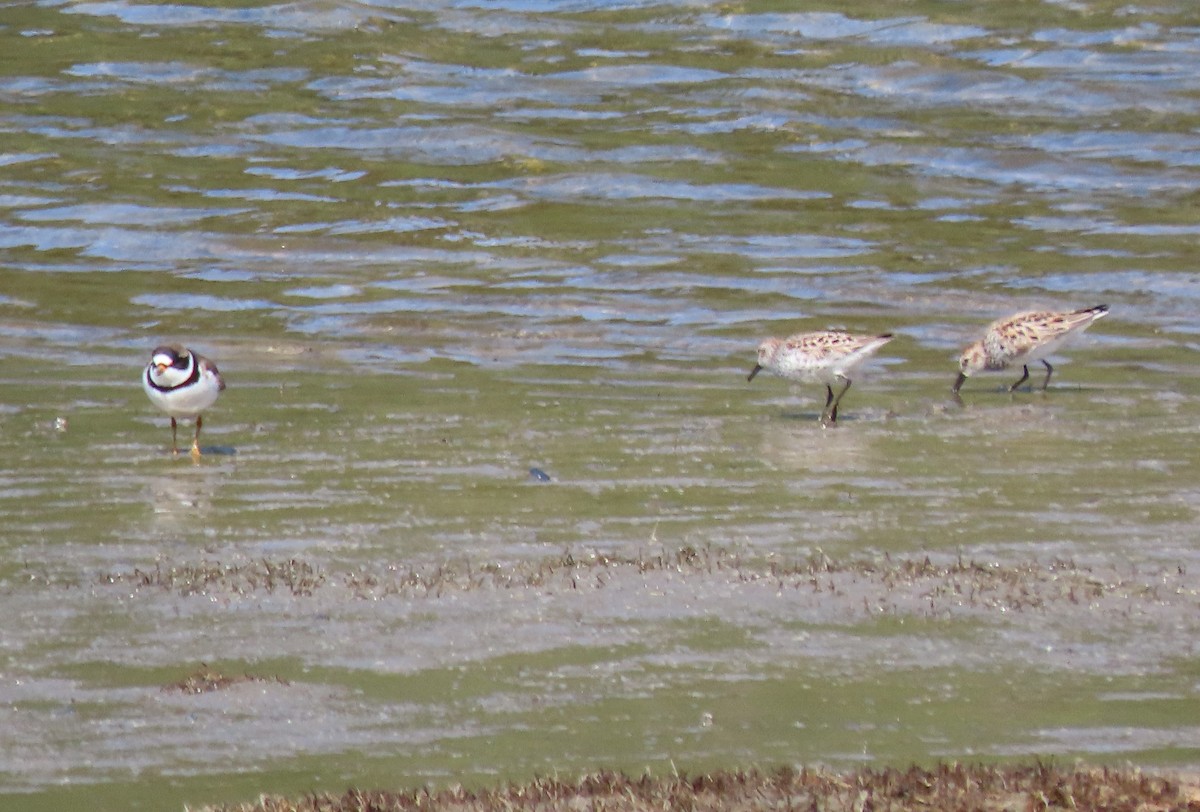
[142,345,225,457]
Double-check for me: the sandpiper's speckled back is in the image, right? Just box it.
[960,305,1108,377]
[756,331,894,385]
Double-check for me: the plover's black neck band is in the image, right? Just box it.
[146,355,199,393]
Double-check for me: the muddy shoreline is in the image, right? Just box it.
[197,763,1200,811]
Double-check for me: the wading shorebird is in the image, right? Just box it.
[142,345,225,457]
[952,305,1109,395]
[747,330,894,426]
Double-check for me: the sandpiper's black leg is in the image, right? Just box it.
[826,380,852,425]
[817,385,833,423]
[1040,360,1054,391]
[1008,365,1030,392]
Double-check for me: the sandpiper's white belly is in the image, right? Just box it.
[1014,332,1073,364]
[772,355,852,385]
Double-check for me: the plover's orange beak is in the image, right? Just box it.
[155,362,169,374]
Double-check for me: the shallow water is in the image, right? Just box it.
[2,1,1199,809]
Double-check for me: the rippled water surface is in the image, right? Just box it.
[2,1,1199,809]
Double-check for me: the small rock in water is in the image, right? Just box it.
[528,467,551,482]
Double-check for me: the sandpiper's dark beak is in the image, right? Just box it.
[952,372,967,394]
[747,364,762,382]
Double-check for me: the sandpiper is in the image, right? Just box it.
[748,330,894,426]
[953,305,1108,394]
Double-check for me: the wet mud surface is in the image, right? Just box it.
[2,1,1199,809]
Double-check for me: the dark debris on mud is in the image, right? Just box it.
[163,665,289,695]
[86,545,1183,615]
[98,557,325,596]
[194,763,1200,812]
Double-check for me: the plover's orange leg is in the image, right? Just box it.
[190,416,204,458]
